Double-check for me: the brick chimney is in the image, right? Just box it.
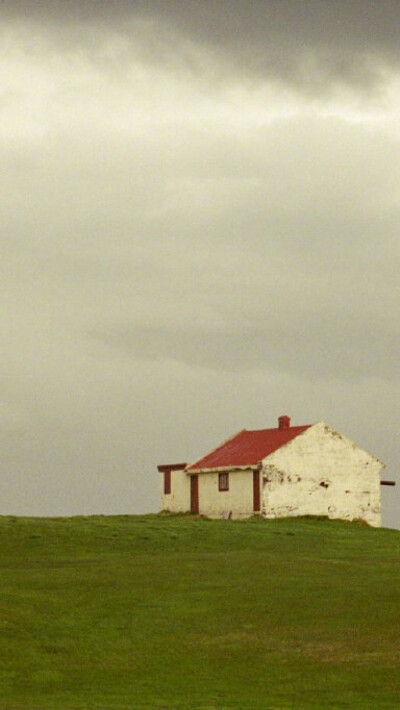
[278,415,291,430]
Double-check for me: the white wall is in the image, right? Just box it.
[261,422,383,526]
[197,470,255,519]
[160,468,190,513]
[160,467,257,518]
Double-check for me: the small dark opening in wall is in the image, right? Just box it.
[319,481,329,488]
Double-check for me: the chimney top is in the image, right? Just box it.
[278,415,291,430]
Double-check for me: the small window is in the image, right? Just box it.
[164,470,171,495]
[219,473,229,491]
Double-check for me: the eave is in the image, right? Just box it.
[185,464,259,475]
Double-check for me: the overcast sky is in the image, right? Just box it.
[1,0,399,527]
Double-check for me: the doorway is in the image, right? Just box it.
[190,475,199,514]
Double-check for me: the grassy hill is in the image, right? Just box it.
[0,514,399,709]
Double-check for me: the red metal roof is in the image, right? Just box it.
[186,425,311,471]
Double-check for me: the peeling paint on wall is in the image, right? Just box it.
[261,422,382,526]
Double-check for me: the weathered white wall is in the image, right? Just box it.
[160,467,256,518]
[261,422,383,526]
[160,468,190,513]
[197,470,255,519]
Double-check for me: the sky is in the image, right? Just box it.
[1,0,399,527]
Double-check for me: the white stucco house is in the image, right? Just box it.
[158,416,393,527]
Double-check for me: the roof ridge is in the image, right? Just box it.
[186,425,313,471]
[248,424,312,432]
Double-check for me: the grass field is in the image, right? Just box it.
[0,514,399,709]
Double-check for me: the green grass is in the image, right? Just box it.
[0,514,399,709]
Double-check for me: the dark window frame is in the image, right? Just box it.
[218,472,229,491]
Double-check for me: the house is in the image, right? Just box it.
[158,416,392,527]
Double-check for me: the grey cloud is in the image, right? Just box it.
[2,1,400,95]
[91,314,400,382]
